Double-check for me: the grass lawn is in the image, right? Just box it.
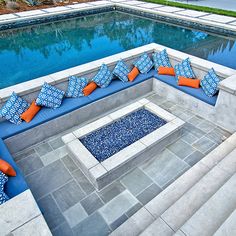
[144,0,236,17]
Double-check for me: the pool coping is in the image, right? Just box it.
[0,0,236,35]
[62,98,184,189]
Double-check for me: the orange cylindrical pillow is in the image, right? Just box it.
[21,100,41,123]
[158,66,175,76]
[128,67,140,82]
[83,82,98,96]
[178,76,200,88]
[0,159,16,176]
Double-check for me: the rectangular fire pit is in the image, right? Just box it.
[62,98,185,190]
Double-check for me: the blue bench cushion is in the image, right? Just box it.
[0,96,91,139]
[153,72,217,106]
[0,139,28,198]
[88,70,155,102]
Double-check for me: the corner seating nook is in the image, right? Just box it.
[0,43,235,203]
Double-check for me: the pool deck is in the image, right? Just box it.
[0,0,235,34]
[12,93,231,235]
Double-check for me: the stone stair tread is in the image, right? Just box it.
[213,208,236,236]
[161,147,236,231]
[110,208,154,236]
[180,173,236,236]
[139,218,174,236]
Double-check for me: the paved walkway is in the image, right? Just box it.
[13,93,231,236]
[170,0,236,12]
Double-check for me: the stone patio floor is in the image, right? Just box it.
[13,93,231,236]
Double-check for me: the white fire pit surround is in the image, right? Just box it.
[62,98,184,189]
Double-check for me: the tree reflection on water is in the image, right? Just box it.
[0,11,235,88]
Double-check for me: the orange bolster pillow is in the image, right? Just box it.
[128,67,140,82]
[178,76,200,88]
[21,100,41,123]
[158,66,175,76]
[0,159,16,176]
[83,82,98,96]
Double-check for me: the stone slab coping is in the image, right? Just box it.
[62,98,184,189]
[0,189,51,235]
[0,0,235,33]
[0,42,235,103]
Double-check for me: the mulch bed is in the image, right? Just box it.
[0,0,96,15]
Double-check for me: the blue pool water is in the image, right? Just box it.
[80,109,166,162]
[0,11,235,89]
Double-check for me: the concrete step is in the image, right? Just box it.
[179,173,236,236]
[110,133,236,236]
[161,147,236,231]
[213,208,236,236]
[139,218,174,236]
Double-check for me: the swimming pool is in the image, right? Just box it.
[0,11,235,89]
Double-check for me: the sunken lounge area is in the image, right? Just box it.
[1,43,236,235]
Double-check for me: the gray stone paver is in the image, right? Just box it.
[184,151,204,167]
[61,155,78,172]
[121,168,153,196]
[52,180,85,212]
[199,14,236,24]
[136,183,162,205]
[26,160,72,200]
[99,190,139,225]
[193,136,217,154]
[17,152,43,176]
[13,94,231,235]
[48,137,65,150]
[73,212,111,236]
[38,194,65,230]
[35,142,53,156]
[80,192,104,215]
[175,9,209,18]
[168,139,195,159]
[63,202,88,228]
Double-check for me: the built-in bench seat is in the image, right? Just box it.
[0,71,155,140]
[153,72,218,106]
[0,70,218,141]
[0,69,218,200]
[0,138,28,198]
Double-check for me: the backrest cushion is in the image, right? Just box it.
[174,58,196,79]
[36,83,65,109]
[113,60,130,82]
[134,53,153,74]
[153,49,172,71]
[93,64,113,88]
[66,76,88,98]
[0,171,9,205]
[200,68,220,97]
[0,92,29,125]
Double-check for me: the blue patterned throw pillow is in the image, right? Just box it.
[93,64,113,88]
[0,171,9,205]
[200,68,220,97]
[174,58,195,79]
[36,83,65,109]
[0,92,29,125]
[113,60,130,82]
[134,53,153,74]
[153,49,172,70]
[66,76,88,98]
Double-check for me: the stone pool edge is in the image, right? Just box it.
[62,98,185,190]
[0,0,236,35]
